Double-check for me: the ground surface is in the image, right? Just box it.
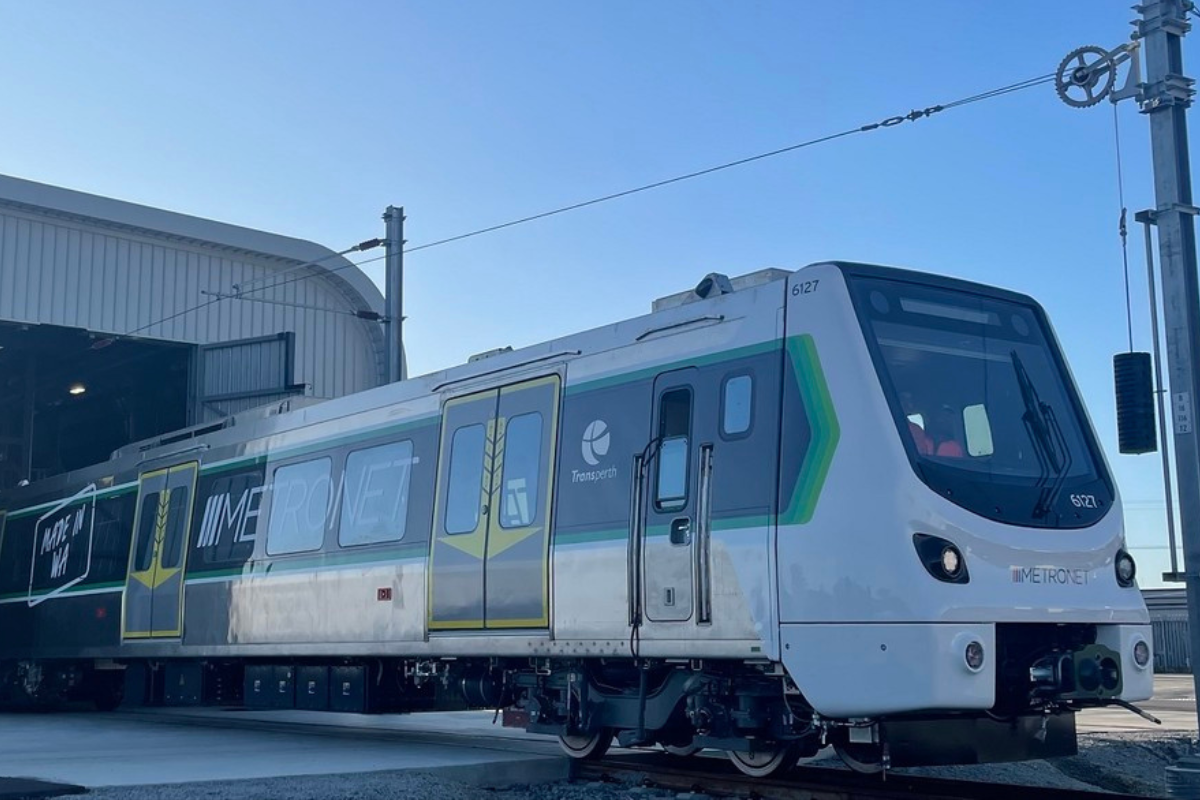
[0,675,1196,799]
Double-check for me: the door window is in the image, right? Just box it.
[133,493,159,572]
[500,413,542,528]
[446,424,487,534]
[159,486,190,569]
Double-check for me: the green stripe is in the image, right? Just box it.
[7,483,139,520]
[555,514,769,548]
[565,340,779,396]
[712,514,771,531]
[554,527,626,546]
[5,416,441,521]
[230,541,428,577]
[201,455,268,477]
[781,335,840,525]
[1,579,124,603]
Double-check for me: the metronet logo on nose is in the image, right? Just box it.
[582,419,610,466]
[1011,566,1090,585]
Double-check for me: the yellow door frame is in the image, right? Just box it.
[122,461,198,639]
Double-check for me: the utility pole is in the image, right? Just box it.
[383,205,406,383]
[1059,0,1200,775]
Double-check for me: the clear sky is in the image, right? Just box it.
[0,1,1194,585]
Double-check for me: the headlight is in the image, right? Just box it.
[941,546,961,578]
[1133,639,1151,669]
[1115,549,1137,587]
[964,640,985,671]
[912,534,969,583]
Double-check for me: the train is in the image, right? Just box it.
[0,262,1152,777]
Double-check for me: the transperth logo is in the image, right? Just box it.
[582,419,610,466]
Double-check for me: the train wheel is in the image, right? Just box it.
[834,742,885,774]
[728,742,799,778]
[558,729,613,760]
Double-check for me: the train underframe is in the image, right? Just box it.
[0,622,1141,778]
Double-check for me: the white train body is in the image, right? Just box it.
[0,262,1150,772]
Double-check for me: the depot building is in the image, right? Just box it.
[0,174,391,491]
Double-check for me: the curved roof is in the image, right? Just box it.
[0,173,387,385]
[0,173,385,317]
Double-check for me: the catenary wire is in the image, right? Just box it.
[129,72,1058,336]
[123,242,381,336]
[404,73,1056,255]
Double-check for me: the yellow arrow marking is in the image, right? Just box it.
[487,524,542,557]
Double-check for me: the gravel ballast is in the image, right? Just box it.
[70,732,1200,799]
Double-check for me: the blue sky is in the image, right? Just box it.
[0,1,1194,585]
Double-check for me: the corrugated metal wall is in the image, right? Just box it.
[0,201,384,405]
[1145,589,1190,673]
[196,334,298,422]
[1152,616,1190,673]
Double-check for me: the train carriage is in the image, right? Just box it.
[0,262,1152,776]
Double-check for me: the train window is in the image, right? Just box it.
[656,388,692,510]
[92,494,136,582]
[722,374,753,436]
[339,440,414,546]
[963,404,995,457]
[848,273,1113,528]
[133,493,159,571]
[159,486,190,569]
[266,458,332,555]
[446,424,486,534]
[499,413,542,528]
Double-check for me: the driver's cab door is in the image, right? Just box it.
[641,368,714,623]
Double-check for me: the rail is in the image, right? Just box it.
[573,753,1145,800]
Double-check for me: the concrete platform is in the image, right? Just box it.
[0,709,568,790]
[0,778,84,800]
[131,705,551,745]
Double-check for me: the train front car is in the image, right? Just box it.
[779,262,1152,771]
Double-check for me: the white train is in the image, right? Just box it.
[0,262,1151,776]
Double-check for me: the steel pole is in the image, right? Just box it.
[1137,0,1200,729]
[1137,211,1182,579]
[383,206,406,383]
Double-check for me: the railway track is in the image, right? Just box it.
[573,753,1149,800]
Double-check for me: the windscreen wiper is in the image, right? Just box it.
[1011,351,1074,519]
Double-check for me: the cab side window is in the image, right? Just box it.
[656,388,692,511]
[722,374,753,437]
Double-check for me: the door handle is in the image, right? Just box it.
[669,517,691,546]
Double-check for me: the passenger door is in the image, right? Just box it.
[428,376,560,630]
[641,368,716,623]
[123,462,198,639]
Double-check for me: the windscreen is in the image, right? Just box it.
[848,274,1112,529]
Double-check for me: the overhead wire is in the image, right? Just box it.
[127,71,1058,337]
[123,242,382,336]
[404,72,1056,255]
